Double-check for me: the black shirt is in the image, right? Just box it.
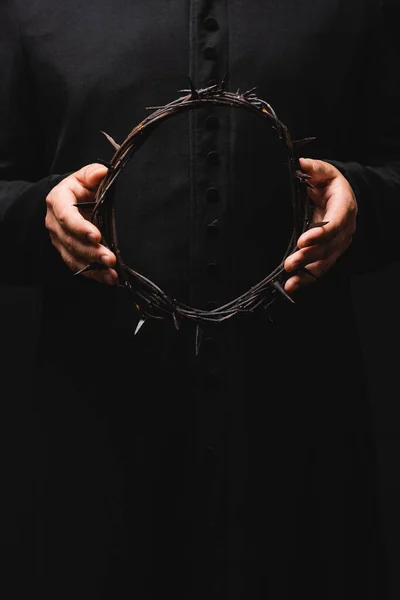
[0,1,399,598]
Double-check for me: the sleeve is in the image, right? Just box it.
[326,0,400,275]
[0,1,69,285]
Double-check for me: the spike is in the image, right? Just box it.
[300,267,319,280]
[95,157,114,170]
[243,86,258,98]
[307,220,329,229]
[218,73,227,91]
[173,312,181,331]
[293,137,317,149]
[72,201,97,208]
[195,325,204,356]
[100,130,121,151]
[74,261,106,276]
[187,76,199,100]
[296,169,312,180]
[134,318,146,336]
[271,280,296,304]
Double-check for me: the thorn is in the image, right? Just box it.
[100,130,121,151]
[73,261,107,276]
[300,267,319,280]
[272,280,296,304]
[134,318,146,335]
[72,201,97,208]
[307,220,329,229]
[195,325,204,356]
[243,86,258,98]
[187,76,199,100]
[296,169,312,180]
[173,312,181,331]
[218,73,227,91]
[95,157,114,170]
[293,137,317,149]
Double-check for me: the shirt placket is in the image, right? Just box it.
[188,0,230,588]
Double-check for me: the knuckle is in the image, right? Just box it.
[64,234,74,253]
[45,192,55,208]
[44,213,53,231]
[48,231,58,248]
[57,209,67,225]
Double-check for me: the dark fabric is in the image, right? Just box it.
[0,1,399,598]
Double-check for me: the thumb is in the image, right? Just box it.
[74,162,109,191]
[299,157,340,185]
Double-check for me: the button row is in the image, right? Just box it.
[207,150,220,166]
[202,17,221,324]
[206,187,219,203]
[204,16,219,32]
[196,15,220,392]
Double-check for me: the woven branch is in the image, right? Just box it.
[89,79,314,328]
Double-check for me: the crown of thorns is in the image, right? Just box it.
[75,78,316,339]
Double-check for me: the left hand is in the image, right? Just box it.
[283,157,358,293]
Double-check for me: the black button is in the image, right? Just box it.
[207,150,220,166]
[205,114,219,131]
[203,46,217,60]
[206,187,219,203]
[206,221,219,239]
[207,262,219,277]
[204,17,219,31]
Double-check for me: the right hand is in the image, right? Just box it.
[45,163,118,285]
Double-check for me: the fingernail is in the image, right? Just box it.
[87,232,97,243]
[100,254,111,266]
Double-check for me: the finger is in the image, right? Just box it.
[284,260,326,293]
[299,158,341,186]
[285,231,352,275]
[52,238,118,285]
[50,217,116,266]
[73,163,108,193]
[297,220,334,248]
[46,163,108,238]
[82,267,119,286]
[285,238,333,273]
[46,184,102,243]
[301,266,319,280]
[284,249,343,293]
[284,271,312,293]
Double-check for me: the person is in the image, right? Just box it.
[1,1,399,598]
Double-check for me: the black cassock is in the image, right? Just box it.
[1,1,400,598]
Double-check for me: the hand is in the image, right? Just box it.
[283,158,358,293]
[45,163,118,285]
